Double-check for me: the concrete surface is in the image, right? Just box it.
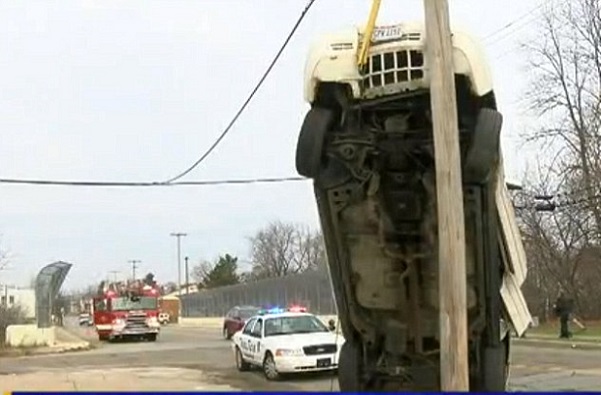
[2,321,601,391]
[1,367,238,391]
[5,325,56,347]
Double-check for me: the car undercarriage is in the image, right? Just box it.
[296,78,511,391]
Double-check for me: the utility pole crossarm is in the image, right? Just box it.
[423,0,470,390]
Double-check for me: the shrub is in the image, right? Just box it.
[0,304,27,346]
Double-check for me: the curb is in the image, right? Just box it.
[512,337,601,351]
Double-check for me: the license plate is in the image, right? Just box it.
[372,25,404,42]
[316,358,331,368]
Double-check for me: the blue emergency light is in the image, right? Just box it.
[257,305,307,315]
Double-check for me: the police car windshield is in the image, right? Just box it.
[264,315,329,336]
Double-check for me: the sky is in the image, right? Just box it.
[0,0,542,291]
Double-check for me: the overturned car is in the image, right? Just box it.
[295,22,532,391]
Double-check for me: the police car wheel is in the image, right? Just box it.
[263,352,280,381]
[235,347,250,372]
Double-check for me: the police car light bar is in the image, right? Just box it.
[288,305,307,313]
[257,306,307,315]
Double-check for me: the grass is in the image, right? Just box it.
[526,319,601,340]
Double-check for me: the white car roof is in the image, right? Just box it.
[251,311,314,320]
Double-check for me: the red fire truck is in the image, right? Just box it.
[92,279,161,342]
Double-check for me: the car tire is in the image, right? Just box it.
[147,333,157,342]
[98,333,109,341]
[464,108,503,184]
[295,106,336,178]
[473,335,510,391]
[235,347,251,372]
[262,352,281,381]
[338,341,362,391]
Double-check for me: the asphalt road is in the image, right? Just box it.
[2,321,601,391]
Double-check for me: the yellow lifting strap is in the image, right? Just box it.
[357,0,382,69]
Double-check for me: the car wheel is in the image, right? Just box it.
[235,347,250,372]
[147,333,157,342]
[463,108,503,184]
[262,352,280,381]
[338,341,362,391]
[295,106,336,178]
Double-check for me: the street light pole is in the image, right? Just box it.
[128,260,141,281]
[170,232,187,296]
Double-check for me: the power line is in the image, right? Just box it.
[483,3,544,44]
[162,0,318,184]
[0,176,307,188]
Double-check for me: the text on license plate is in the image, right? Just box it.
[317,358,332,368]
[372,25,404,42]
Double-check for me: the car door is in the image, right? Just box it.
[249,318,264,364]
[227,308,239,333]
[239,317,257,360]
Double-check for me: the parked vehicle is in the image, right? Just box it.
[223,305,260,340]
[78,312,92,326]
[158,312,170,325]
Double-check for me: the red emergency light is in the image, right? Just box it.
[288,305,307,313]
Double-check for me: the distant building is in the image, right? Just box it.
[0,284,36,319]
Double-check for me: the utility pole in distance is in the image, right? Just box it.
[170,232,187,297]
[424,0,470,390]
[128,260,141,281]
[185,256,190,295]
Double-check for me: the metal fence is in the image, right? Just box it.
[35,261,72,328]
[180,270,337,317]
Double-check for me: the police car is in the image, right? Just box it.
[231,306,344,380]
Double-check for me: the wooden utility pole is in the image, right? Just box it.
[423,0,469,390]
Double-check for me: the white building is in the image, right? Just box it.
[0,284,36,319]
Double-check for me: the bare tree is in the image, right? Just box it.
[524,0,601,240]
[191,260,213,287]
[248,220,325,279]
[516,167,601,319]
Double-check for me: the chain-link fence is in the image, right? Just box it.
[35,261,72,328]
[180,270,336,317]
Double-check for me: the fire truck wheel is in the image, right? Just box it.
[147,333,157,342]
[235,346,250,372]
